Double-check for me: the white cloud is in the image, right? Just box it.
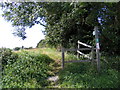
[0,10,45,49]
[21,24,45,48]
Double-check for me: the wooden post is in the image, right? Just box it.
[94,26,100,73]
[77,40,80,58]
[91,46,94,62]
[61,47,65,69]
[90,46,94,69]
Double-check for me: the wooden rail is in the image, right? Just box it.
[61,47,94,69]
[78,41,92,48]
[63,48,96,52]
[77,41,94,59]
[77,50,90,59]
[65,60,91,63]
[61,26,100,72]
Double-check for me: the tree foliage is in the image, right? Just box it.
[0,2,120,54]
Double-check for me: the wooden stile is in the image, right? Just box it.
[61,26,100,72]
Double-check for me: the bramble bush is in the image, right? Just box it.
[2,51,54,88]
[0,48,18,68]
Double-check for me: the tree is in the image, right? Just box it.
[36,39,47,48]
[0,2,120,54]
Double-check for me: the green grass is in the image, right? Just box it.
[58,55,119,88]
[1,48,119,88]
[2,50,55,88]
[22,48,62,61]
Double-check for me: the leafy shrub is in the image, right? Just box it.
[28,47,33,49]
[13,47,21,51]
[2,51,54,88]
[36,39,51,48]
[0,48,18,68]
[101,55,120,71]
[24,47,33,49]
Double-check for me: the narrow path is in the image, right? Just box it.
[40,48,62,88]
[47,59,61,88]
[47,75,59,88]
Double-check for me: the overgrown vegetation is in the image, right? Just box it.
[0,48,18,69]
[0,1,119,88]
[1,48,54,88]
[0,48,119,88]
[58,56,119,88]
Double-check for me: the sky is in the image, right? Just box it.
[0,9,45,49]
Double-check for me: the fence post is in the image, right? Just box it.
[61,47,65,69]
[77,40,80,58]
[91,46,94,62]
[94,26,100,73]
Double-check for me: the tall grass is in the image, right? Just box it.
[58,55,119,88]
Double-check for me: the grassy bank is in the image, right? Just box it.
[1,48,55,88]
[1,48,119,88]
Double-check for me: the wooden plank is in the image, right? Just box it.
[77,50,90,59]
[77,50,85,56]
[78,41,92,48]
[77,43,80,58]
[64,48,93,51]
[65,60,91,63]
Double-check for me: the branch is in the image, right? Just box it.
[39,22,46,27]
